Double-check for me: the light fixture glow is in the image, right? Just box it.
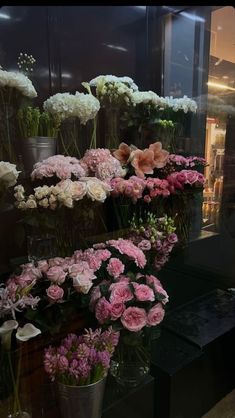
[0,12,11,19]
[207,81,235,91]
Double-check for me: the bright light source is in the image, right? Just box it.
[0,12,11,19]
[207,81,235,91]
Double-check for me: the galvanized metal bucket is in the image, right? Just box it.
[21,136,57,174]
[57,377,106,418]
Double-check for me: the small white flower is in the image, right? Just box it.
[0,320,18,335]
[16,323,41,342]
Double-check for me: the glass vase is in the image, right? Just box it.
[0,101,18,164]
[110,330,150,387]
[104,107,120,150]
[58,117,81,158]
[0,346,31,418]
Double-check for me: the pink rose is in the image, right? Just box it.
[138,240,151,251]
[37,260,49,273]
[146,275,162,291]
[68,262,96,282]
[110,283,133,303]
[15,273,35,287]
[134,283,155,302]
[95,297,112,324]
[107,258,125,278]
[48,257,65,267]
[46,285,64,302]
[182,170,198,185]
[71,181,87,200]
[110,301,125,320]
[147,303,165,326]
[47,266,67,284]
[72,276,93,294]
[121,307,147,332]
[155,285,169,305]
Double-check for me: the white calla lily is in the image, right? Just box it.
[0,320,19,350]
[16,323,41,342]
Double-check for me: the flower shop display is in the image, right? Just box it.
[88,240,168,386]
[43,91,100,157]
[13,155,112,258]
[0,319,41,418]
[44,327,119,418]
[0,68,37,163]
[17,106,61,173]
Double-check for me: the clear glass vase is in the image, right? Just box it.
[110,330,150,387]
[0,346,31,418]
[104,107,120,150]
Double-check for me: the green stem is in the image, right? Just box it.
[8,350,22,414]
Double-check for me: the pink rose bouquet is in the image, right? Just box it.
[44,327,119,386]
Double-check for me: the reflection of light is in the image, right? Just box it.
[207,81,235,91]
[133,6,146,11]
[217,25,222,30]
[0,12,11,19]
[222,75,229,79]
[103,43,128,52]
[215,58,223,66]
[62,73,72,79]
[181,11,205,22]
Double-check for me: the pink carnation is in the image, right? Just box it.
[147,303,165,326]
[107,258,125,278]
[121,307,147,332]
[107,239,146,268]
[95,297,112,324]
[110,301,125,320]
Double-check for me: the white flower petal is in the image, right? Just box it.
[0,320,19,335]
[16,323,41,342]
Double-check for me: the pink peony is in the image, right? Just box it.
[134,283,155,302]
[110,282,133,303]
[47,266,67,284]
[121,307,147,332]
[95,297,112,324]
[107,258,125,278]
[146,275,162,291]
[147,303,165,326]
[46,285,64,302]
[110,301,125,320]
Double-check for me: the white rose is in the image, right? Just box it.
[14,191,25,201]
[86,179,108,202]
[17,201,27,210]
[38,198,49,208]
[14,185,24,193]
[64,197,73,208]
[73,277,93,294]
[25,199,37,209]
[49,195,57,204]
[34,186,50,200]
[0,161,20,187]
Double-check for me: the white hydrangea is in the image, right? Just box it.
[164,95,197,113]
[96,80,134,107]
[89,75,138,91]
[43,92,100,124]
[0,70,37,98]
[130,91,166,107]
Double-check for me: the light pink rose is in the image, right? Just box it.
[155,285,169,305]
[107,258,125,278]
[147,303,165,326]
[73,276,93,294]
[110,301,125,320]
[71,181,87,200]
[15,273,35,287]
[95,297,112,324]
[110,283,133,303]
[47,266,67,284]
[134,283,155,302]
[68,262,96,282]
[138,240,151,251]
[48,257,65,267]
[121,307,147,332]
[46,285,64,302]
[37,260,49,273]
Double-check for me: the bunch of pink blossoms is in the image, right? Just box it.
[44,327,119,385]
[90,273,168,332]
[80,148,123,181]
[167,170,205,193]
[31,155,87,181]
[110,176,146,203]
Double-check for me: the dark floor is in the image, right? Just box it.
[202,389,235,418]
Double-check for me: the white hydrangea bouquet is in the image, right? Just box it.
[43,91,100,157]
[0,54,37,163]
[87,75,139,149]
